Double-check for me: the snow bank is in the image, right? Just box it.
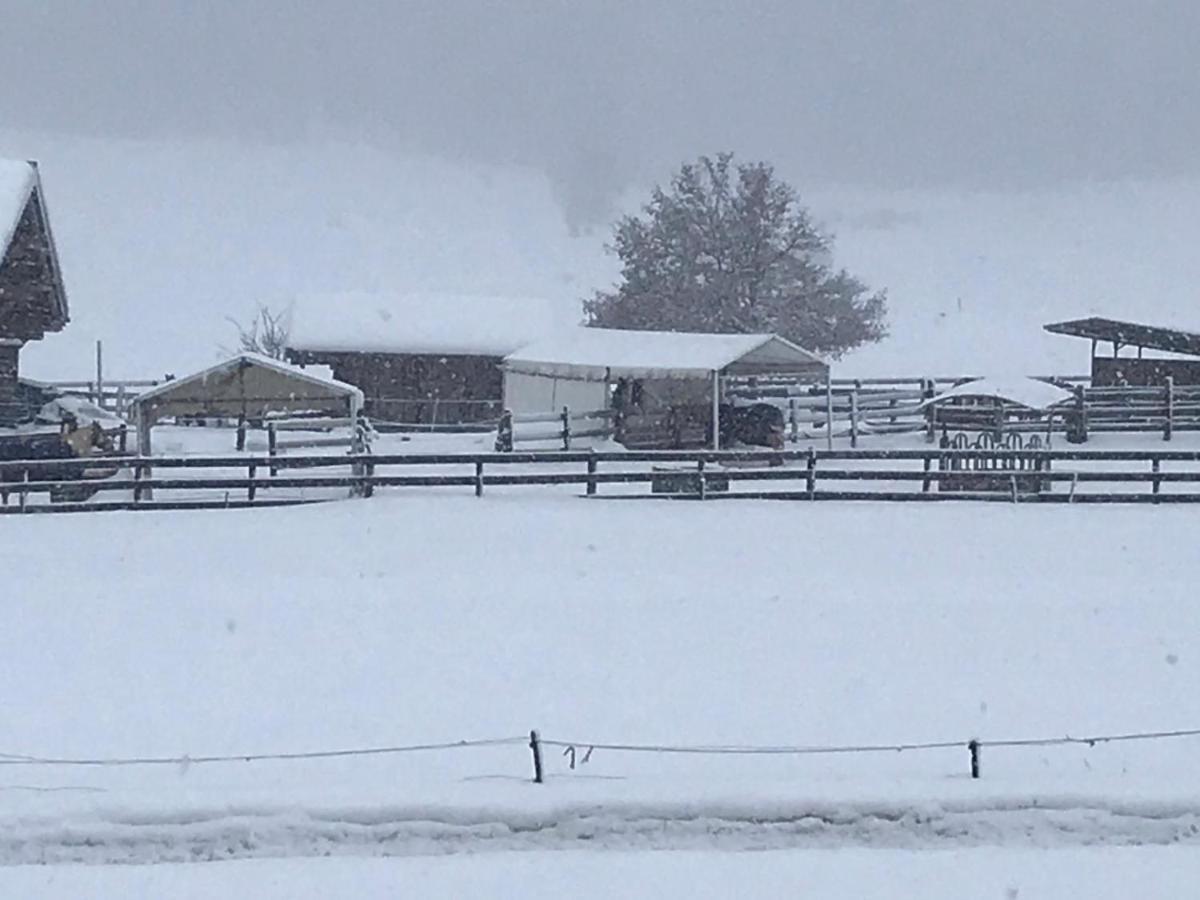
[1,794,1199,865]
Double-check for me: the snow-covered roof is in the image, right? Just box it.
[131,353,364,425]
[504,328,827,380]
[287,291,575,357]
[926,377,1075,410]
[0,158,36,258]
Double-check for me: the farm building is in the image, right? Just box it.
[0,159,69,427]
[286,292,573,426]
[503,328,828,449]
[1045,317,1200,386]
[129,353,362,455]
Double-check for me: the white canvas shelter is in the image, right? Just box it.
[503,328,828,448]
[130,353,363,455]
[924,376,1075,411]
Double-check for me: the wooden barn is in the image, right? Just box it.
[1045,317,1200,386]
[0,159,69,426]
[286,292,570,426]
[503,328,828,449]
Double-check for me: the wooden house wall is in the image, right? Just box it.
[288,350,504,423]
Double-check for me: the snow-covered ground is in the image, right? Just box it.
[3,492,1200,868]
[3,847,1198,899]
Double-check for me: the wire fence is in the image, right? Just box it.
[3,726,1200,783]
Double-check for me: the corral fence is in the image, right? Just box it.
[732,375,1200,444]
[47,379,162,418]
[6,447,1200,513]
[494,407,616,452]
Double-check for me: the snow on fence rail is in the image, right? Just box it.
[3,724,1200,784]
[6,447,1200,513]
[494,407,616,451]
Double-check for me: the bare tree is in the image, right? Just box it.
[226,305,290,360]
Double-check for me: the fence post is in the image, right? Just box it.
[922,454,933,493]
[697,458,707,500]
[495,410,514,452]
[1164,376,1174,441]
[1152,458,1161,498]
[475,460,484,497]
[586,451,598,496]
[968,739,980,779]
[268,423,278,476]
[19,468,28,512]
[236,416,247,452]
[806,447,816,499]
[118,424,128,453]
[1067,385,1088,444]
[849,388,860,449]
[248,462,257,502]
[789,398,799,443]
[116,384,127,418]
[529,730,544,784]
[923,378,936,443]
[561,406,571,450]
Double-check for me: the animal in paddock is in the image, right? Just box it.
[720,402,786,450]
[0,420,119,503]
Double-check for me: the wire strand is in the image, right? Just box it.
[0,736,527,768]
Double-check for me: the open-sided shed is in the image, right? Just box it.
[503,328,828,449]
[1044,317,1200,386]
[129,353,363,455]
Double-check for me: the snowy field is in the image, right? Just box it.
[3,492,1200,876]
[4,847,1199,899]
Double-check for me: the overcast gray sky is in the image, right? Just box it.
[3,0,1197,225]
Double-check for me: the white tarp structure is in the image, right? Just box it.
[287,291,575,357]
[925,376,1075,411]
[130,353,364,454]
[503,328,828,449]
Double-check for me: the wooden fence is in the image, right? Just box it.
[6,447,1200,513]
[494,407,615,452]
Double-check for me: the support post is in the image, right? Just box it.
[95,340,104,410]
[825,379,834,451]
[922,455,933,493]
[923,378,936,443]
[968,739,980,779]
[586,451,598,496]
[236,415,247,451]
[1152,458,1161,498]
[789,398,798,443]
[248,462,257,502]
[561,405,571,450]
[849,388,859,449]
[805,447,816,499]
[711,370,721,451]
[475,460,484,497]
[268,423,278,476]
[529,730,544,784]
[135,407,153,500]
[697,457,707,500]
[1164,376,1174,441]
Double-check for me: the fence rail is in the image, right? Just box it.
[6,447,1200,513]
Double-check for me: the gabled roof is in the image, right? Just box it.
[131,353,363,424]
[0,158,69,330]
[0,159,35,256]
[503,327,827,380]
[287,291,574,357]
[1044,317,1200,358]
